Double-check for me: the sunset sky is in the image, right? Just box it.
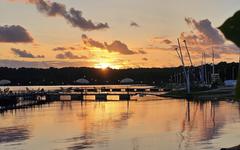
[0,0,240,68]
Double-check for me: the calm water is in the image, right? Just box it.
[0,99,240,150]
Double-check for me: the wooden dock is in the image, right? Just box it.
[0,86,162,111]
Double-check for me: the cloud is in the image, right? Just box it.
[11,48,44,58]
[105,41,136,55]
[82,34,105,49]
[205,53,221,59]
[152,37,172,44]
[56,51,88,59]
[138,49,147,54]
[147,44,177,52]
[130,22,140,27]
[175,17,240,61]
[10,0,109,31]
[142,57,148,61]
[82,34,136,55]
[52,46,76,51]
[0,59,94,68]
[0,25,33,43]
[52,47,67,51]
[162,39,172,44]
[184,17,225,45]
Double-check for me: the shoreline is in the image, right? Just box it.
[221,145,240,150]
[160,86,236,100]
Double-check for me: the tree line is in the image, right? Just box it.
[0,61,238,86]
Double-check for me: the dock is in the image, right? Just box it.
[0,86,162,111]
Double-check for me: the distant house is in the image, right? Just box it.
[120,78,134,84]
[0,80,11,85]
[75,78,90,84]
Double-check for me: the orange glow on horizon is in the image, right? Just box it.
[94,62,121,69]
[95,63,116,70]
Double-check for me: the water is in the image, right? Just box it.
[0,99,240,150]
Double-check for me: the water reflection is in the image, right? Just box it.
[178,100,240,150]
[66,135,95,150]
[178,101,219,150]
[0,100,240,150]
[60,101,73,110]
[0,126,30,144]
[63,101,132,150]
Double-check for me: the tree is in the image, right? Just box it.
[219,10,240,99]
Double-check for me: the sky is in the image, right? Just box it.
[0,0,240,68]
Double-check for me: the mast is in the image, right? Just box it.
[212,47,215,75]
[183,40,193,66]
[200,52,204,83]
[177,38,190,94]
[204,52,207,84]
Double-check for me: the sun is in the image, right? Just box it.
[95,63,111,69]
[95,63,120,69]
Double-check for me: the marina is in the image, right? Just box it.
[0,85,163,111]
[1,0,240,149]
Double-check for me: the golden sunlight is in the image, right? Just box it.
[95,63,111,69]
[94,62,120,69]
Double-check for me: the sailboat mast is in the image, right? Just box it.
[204,52,207,84]
[177,38,190,94]
[183,40,193,66]
[212,47,215,75]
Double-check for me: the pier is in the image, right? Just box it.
[0,86,162,111]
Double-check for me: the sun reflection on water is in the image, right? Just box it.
[0,100,240,150]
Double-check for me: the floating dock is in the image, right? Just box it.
[0,86,162,111]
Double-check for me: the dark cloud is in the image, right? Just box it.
[175,17,240,60]
[0,25,33,43]
[184,17,225,44]
[138,49,147,54]
[0,59,94,68]
[147,44,177,52]
[82,34,105,49]
[162,39,172,44]
[11,48,44,58]
[19,0,109,31]
[130,22,140,27]
[52,46,76,51]
[82,34,136,55]
[53,47,67,51]
[153,37,172,44]
[56,51,88,59]
[105,41,136,55]
[69,47,76,50]
[180,32,200,45]
[142,58,148,61]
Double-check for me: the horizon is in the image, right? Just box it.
[0,60,237,70]
[0,0,240,69]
